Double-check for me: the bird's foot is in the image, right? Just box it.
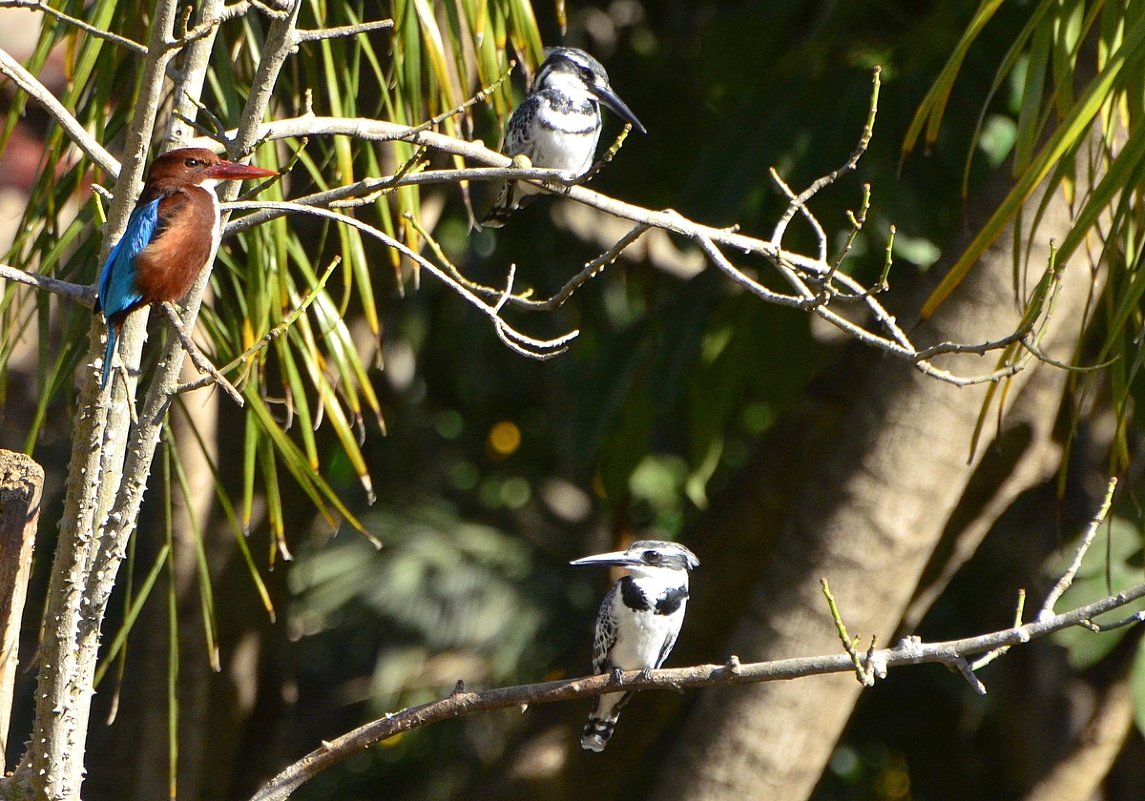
[637,668,654,682]
[609,667,624,685]
[553,169,583,186]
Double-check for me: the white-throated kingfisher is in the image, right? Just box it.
[94,147,276,388]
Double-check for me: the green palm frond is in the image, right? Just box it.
[1,0,542,590]
[906,0,1145,473]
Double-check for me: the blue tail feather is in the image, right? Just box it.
[100,322,117,388]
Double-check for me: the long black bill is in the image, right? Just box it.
[569,550,643,567]
[593,84,647,135]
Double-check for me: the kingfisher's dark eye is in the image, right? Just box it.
[184,158,201,168]
[643,550,662,563]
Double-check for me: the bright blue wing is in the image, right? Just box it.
[95,198,161,319]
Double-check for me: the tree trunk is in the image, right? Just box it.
[649,149,1100,801]
[0,450,43,775]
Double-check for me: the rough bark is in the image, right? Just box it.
[6,3,182,797]
[648,153,1100,800]
[0,1,301,797]
[0,451,43,775]
[86,387,221,801]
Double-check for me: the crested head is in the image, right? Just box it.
[146,148,276,190]
[570,539,699,573]
[537,47,610,87]
[532,47,646,134]
[626,540,700,571]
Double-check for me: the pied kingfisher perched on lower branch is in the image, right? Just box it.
[481,47,647,228]
[570,540,700,752]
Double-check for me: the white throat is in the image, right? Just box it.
[626,565,689,591]
[538,70,594,104]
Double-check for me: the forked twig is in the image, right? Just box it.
[159,302,243,406]
[226,200,579,359]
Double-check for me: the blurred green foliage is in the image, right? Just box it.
[280,2,1017,798]
[5,0,1145,799]
[1050,516,1145,671]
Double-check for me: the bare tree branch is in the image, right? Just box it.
[772,66,881,252]
[176,256,342,395]
[226,199,579,358]
[197,74,1065,387]
[0,0,146,52]
[4,2,303,797]
[293,18,393,43]
[0,264,94,306]
[249,578,1145,801]
[1039,476,1117,620]
[18,0,185,794]
[0,47,120,176]
[157,302,243,406]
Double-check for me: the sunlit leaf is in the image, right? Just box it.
[920,10,1145,319]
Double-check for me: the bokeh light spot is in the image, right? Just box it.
[487,421,521,458]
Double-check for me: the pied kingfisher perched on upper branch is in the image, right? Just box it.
[481,47,646,228]
[570,540,700,752]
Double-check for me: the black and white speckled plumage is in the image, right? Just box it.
[482,47,645,228]
[571,540,699,752]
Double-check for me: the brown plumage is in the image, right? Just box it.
[94,147,276,387]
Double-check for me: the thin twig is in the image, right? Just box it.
[581,123,633,182]
[821,578,877,686]
[952,657,987,695]
[971,589,1026,671]
[1021,339,1117,372]
[409,211,652,312]
[227,200,579,359]
[0,47,120,177]
[403,61,517,136]
[1077,610,1145,632]
[402,212,506,299]
[772,66,881,247]
[294,18,393,43]
[827,183,871,280]
[771,166,828,262]
[528,223,652,311]
[1040,476,1118,620]
[177,257,341,394]
[159,303,244,406]
[0,264,95,307]
[0,0,146,52]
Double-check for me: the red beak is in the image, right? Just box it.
[205,160,277,181]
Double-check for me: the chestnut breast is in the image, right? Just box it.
[133,185,219,304]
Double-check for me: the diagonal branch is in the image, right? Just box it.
[226,199,579,358]
[199,93,1062,386]
[0,263,94,306]
[1039,476,1118,620]
[248,578,1145,801]
[0,47,120,176]
[157,302,243,406]
[0,0,146,52]
[20,0,185,795]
